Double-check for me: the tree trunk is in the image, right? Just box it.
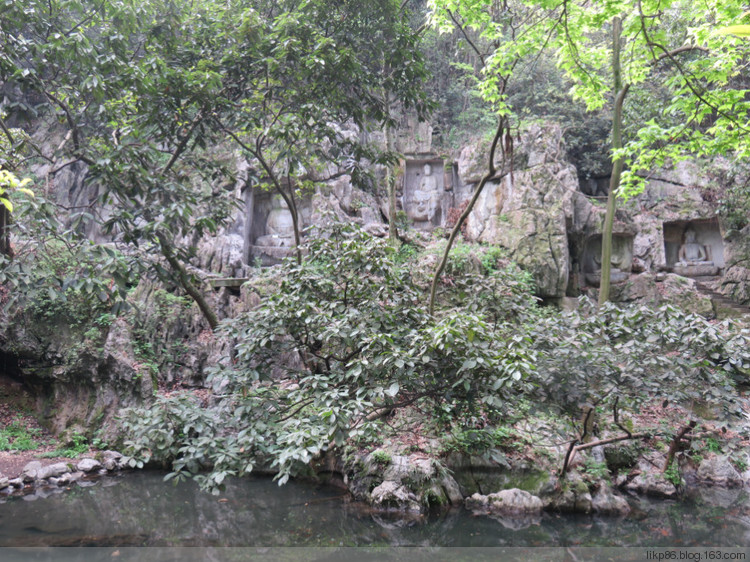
[157,233,219,330]
[386,121,399,244]
[285,176,303,265]
[0,207,9,257]
[256,153,302,265]
[598,16,628,307]
[382,87,399,244]
[428,117,507,316]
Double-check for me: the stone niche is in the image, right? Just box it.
[581,234,634,287]
[579,176,610,198]
[245,190,311,266]
[663,219,724,277]
[401,158,449,231]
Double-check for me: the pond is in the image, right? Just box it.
[0,471,748,548]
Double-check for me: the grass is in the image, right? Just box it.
[0,418,42,451]
[37,432,89,459]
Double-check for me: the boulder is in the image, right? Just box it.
[465,488,544,515]
[21,461,43,482]
[77,458,102,473]
[370,481,421,512]
[548,474,594,513]
[36,463,70,480]
[0,477,8,490]
[697,456,743,487]
[623,473,680,498]
[591,482,630,516]
[347,452,462,512]
[56,472,74,486]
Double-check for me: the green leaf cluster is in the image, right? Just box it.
[120,222,539,489]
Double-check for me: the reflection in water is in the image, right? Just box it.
[0,472,748,547]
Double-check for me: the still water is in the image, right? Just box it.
[0,471,748,547]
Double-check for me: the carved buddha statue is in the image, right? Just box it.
[673,227,718,277]
[408,163,440,224]
[255,195,295,247]
[583,236,631,287]
[677,229,711,264]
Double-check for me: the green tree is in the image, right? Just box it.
[1,0,430,323]
[429,0,750,304]
[214,0,431,258]
[120,222,537,489]
[1,0,235,327]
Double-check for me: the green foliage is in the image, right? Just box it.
[528,299,747,439]
[663,463,682,487]
[0,418,41,452]
[442,425,522,457]
[394,243,419,265]
[704,437,722,454]
[1,0,431,325]
[431,0,750,197]
[479,246,507,273]
[129,288,192,379]
[0,168,33,213]
[371,450,392,465]
[394,210,411,232]
[0,190,138,318]
[120,223,749,488]
[715,161,750,230]
[40,432,89,458]
[121,222,537,490]
[581,458,609,481]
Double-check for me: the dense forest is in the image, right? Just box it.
[1,0,750,535]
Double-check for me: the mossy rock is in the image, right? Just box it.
[604,443,642,472]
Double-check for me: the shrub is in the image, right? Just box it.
[121,222,537,489]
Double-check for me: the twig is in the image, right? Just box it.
[663,420,697,472]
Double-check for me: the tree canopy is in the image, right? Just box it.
[429,0,750,302]
[0,0,431,322]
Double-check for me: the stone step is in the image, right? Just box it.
[209,277,249,289]
[693,280,750,319]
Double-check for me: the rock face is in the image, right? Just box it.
[0,307,155,439]
[607,273,715,317]
[722,225,750,306]
[454,124,748,310]
[7,117,750,458]
[463,124,579,297]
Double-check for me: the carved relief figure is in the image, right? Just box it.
[677,228,711,264]
[409,163,440,223]
[255,195,295,247]
[673,226,719,277]
[583,235,632,286]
